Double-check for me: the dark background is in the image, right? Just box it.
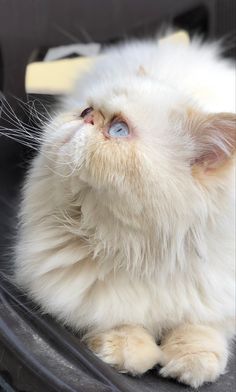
[0,1,235,391]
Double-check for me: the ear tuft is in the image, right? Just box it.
[187,111,236,172]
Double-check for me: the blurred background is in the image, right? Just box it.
[0,0,236,101]
[0,1,235,391]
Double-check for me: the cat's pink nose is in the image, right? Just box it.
[84,113,94,125]
[82,109,104,127]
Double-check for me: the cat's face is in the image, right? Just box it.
[42,57,236,226]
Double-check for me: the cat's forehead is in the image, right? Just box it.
[80,74,185,123]
[68,46,190,126]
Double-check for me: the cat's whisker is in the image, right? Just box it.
[76,24,93,44]
[26,100,53,124]
[0,101,41,137]
[1,96,59,139]
[0,128,42,146]
[15,96,56,122]
[1,127,84,170]
[53,23,80,44]
[0,128,36,141]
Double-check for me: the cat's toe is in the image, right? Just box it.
[159,325,228,388]
[160,351,223,388]
[85,325,163,375]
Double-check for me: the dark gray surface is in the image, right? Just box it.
[0,1,235,391]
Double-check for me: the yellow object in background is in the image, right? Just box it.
[26,57,94,95]
[159,30,190,45]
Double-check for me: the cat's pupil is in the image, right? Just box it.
[80,107,93,118]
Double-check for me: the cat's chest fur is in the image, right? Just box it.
[16,182,235,339]
[22,238,234,338]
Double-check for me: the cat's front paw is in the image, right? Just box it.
[160,324,228,388]
[85,325,163,375]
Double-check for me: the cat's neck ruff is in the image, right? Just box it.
[54,180,231,280]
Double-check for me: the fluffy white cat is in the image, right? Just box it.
[15,35,235,388]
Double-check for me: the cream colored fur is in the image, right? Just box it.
[15,37,235,388]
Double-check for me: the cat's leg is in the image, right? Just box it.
[85,325,163,375]
[159,324,228,388]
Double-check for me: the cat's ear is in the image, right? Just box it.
[187,111,236,173]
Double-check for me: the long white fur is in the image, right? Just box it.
[14,37,235,387]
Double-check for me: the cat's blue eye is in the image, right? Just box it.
[108,122,129,138]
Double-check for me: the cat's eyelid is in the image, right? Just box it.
[110,113,129,126]
[110,113,122,123]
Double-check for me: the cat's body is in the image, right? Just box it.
[15,36,235,388]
